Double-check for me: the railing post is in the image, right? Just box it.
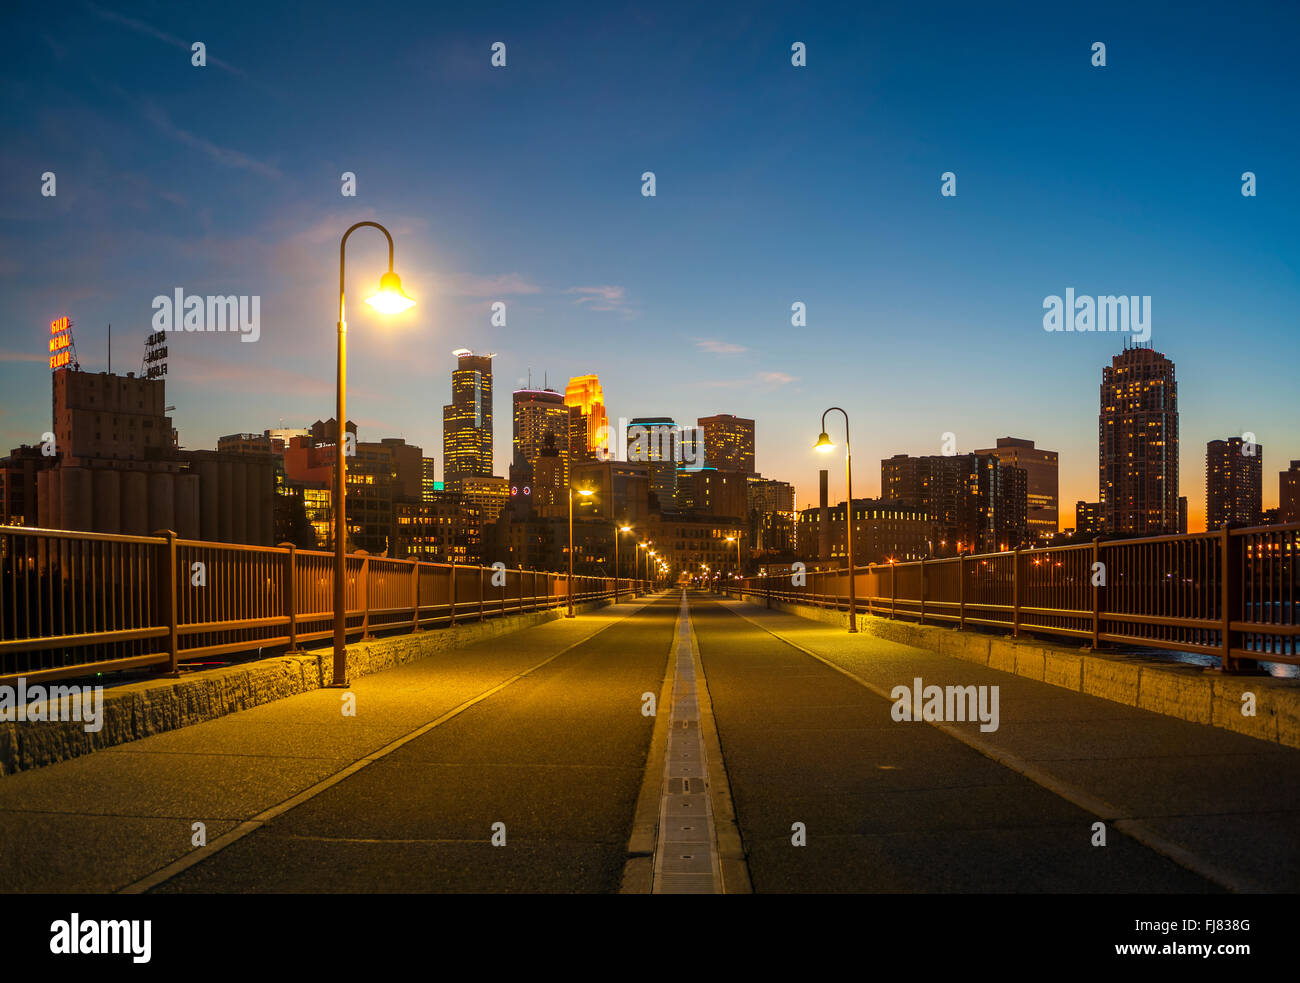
[155,529,180,677]
[1091,538,1101,650]
[360,552,372,640]
[1012,547,1022,638]
[411,560,420,632]
[479,565,486,621]
[958,555,966,631]
[919,557,926,625]
[1221,526,1244,671]
[890,563,896,620]
[448,558,457,627]
[281,542,301,653]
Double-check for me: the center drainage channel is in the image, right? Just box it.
[652,591,723,893]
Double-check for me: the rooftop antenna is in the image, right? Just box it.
[107,324,111,373]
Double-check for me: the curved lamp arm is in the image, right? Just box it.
[339,221,395,324]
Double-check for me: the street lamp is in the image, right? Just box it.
[636,541,650,588]
[332,221,415,686]
[566,485,595,617]
[815,406,857,633]
[615,524,631,602]
[725,533,742,580]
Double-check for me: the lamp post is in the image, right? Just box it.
[615,524,631,602]
[815,406,858,633]
[566,485,595,617]
[332,221,416,686]
[725,533,742,580]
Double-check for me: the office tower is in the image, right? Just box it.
[461,475,510,526]
[564,374,609,461]
[421,456,438,502]
[974,437,1059,539]
[747,476,796,554]
[627,417,682,512]
[1099,346,1179,535]
[1282,461,1300,524]
[513,387,572,490]
[880,452,1028,552]
[698,413,755,474]
[1206,437,1263,529]
[1075,501,1104,537]
[442,349,494,491]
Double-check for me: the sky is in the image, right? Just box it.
[1,0,1297,532]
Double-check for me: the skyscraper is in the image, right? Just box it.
[564,374,609,462]
[974,437,1059,539]
[880,452,1028,552]
[697,413,755,474]
[627,416,681,512]
[1206,437,1263,529]
[1099,346,1179,535]
[1282,461,1300,524]
[442,349,494,491]
[513,387,571,490]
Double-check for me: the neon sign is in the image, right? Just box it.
[49,317,72,369]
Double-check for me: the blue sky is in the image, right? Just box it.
[1,0,1297,530]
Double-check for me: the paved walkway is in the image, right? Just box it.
[0,594,673,893]
[707,597,1300,892]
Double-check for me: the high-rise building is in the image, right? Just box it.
[564,374,609,461]
[880,452,1028,552]
[0,445,49,527]
[1281,461,1300,524]
[442,349,494,491]
[973,437,1059,539]
[1075,501,1104,537]
[1206,437,1263,530]
[697,413,755,474]
[1099,346,1179,535]
[627,417,681,512]
[675,467,748,520]
[571,459,652,525]
[513,388,571,492]
[421,456,438,503]
[747,476,797,554]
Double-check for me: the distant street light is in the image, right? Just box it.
[333,221,415,686]
[566,485,595,617]
[725,533,742,579]
[615,524,632,602]
[815,406,858,633]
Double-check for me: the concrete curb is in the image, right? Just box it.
[734,592,1300,751]
[1,597,620,777]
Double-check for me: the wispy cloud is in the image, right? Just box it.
[701,370,799,389]
[440,272,542,297]
[86,2,247,78]
[142,103,281,179]
[695,338,748,355]
[0,351,46,363]
[565,285,635,316]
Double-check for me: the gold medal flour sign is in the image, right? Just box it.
[48,316,72,369]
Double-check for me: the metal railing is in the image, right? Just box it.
[0,526,647,685]
[728,523,1299,672]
